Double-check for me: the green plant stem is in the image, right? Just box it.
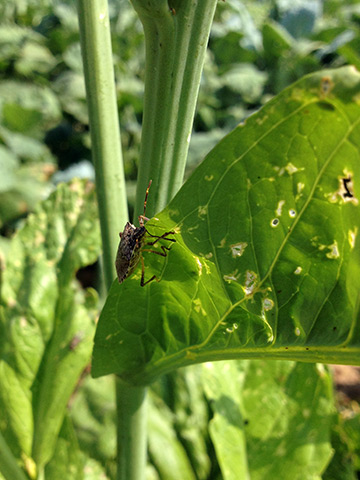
[0,432,29,480]
[77,0,128,291]
[110,2,218,479]
[131,0,218,218]
[116,379,147,480]
[77,3,136,479]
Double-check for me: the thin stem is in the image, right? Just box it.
[77,0,128,291]
[116,379,147,480]
[132,0,218,218]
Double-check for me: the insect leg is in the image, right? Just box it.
[142,245,172,257]
[140,254,157,287]
[145,230,176,246]
[138,180,152,227]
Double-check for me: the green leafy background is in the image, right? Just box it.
[1,1,360,478]
[71,359,335,480]
[0,179,101,475]
[2,0,360,229]
[93,66,360,383]
[202,360,334,480]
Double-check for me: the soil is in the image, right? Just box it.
[330,365,360,402]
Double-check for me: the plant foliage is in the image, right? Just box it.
[93,67,360,383]
[0,179,101,476]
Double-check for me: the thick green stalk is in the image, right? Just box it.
[116,379,147,480]
[77,3,144,480]
[111,2,218,479]
[78,2,219,479]
[77,0,128,291]
[132,0,218,218]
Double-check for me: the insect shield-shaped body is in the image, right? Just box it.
[115,181,175,286]
[115,221,146,283]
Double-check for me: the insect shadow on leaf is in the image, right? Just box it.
[115,180,176,286]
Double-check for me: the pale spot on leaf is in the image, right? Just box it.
[326,241,340,259]
[285,162,302,175]
[223,269,240,283]
[198,205,208,218]
[226,323,239,333]
[296,182,305,201]
[262,298,274,311]
[276,200,285,216]
[218,237,227,248]
[20,316,27,327]
[348,228,357,249]
[187,225,199,234]
[195,256,203,274]
[243,270,257,296]
[230,242,248,258]
[327,170,359,205]
[303,408,311,419]
[193,298,206,315]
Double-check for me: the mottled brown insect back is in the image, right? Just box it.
[115,222,146,284]
[115,181,176,286]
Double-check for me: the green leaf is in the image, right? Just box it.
[202,360,334,480]
[221,64,268,103]
[93,66,360,383]
[0,24,46,70]
[262,21,293,60]
[0,430,29,480]
[162,368,211,479]
[44,415,84,480]
[148,393,197,480]
[53,71,88,124]
[70,376,117,466]
[0,128,55,163]
[151,368,211,479]
[324,408,360,479]
[0,145,18,193]
[0,179,101,471]
[0,142,55,227]
[15,41,57,77]
[0,81,61,136]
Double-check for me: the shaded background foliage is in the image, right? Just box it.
[2,0,360,230]
[0,0,360,479]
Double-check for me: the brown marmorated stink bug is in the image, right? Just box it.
[115,181,176,286]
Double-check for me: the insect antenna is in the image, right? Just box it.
[138,180,152,226]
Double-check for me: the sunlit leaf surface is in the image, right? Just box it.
[93,67,360,383]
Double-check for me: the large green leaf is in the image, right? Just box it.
[202,360,334,480]
[93,66,360,383]
[0,180,101,474]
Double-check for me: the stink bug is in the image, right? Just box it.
[115,181,175,286]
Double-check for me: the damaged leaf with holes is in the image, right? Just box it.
[93,66,360,384]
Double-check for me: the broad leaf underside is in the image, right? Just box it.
[93,67,360,383]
